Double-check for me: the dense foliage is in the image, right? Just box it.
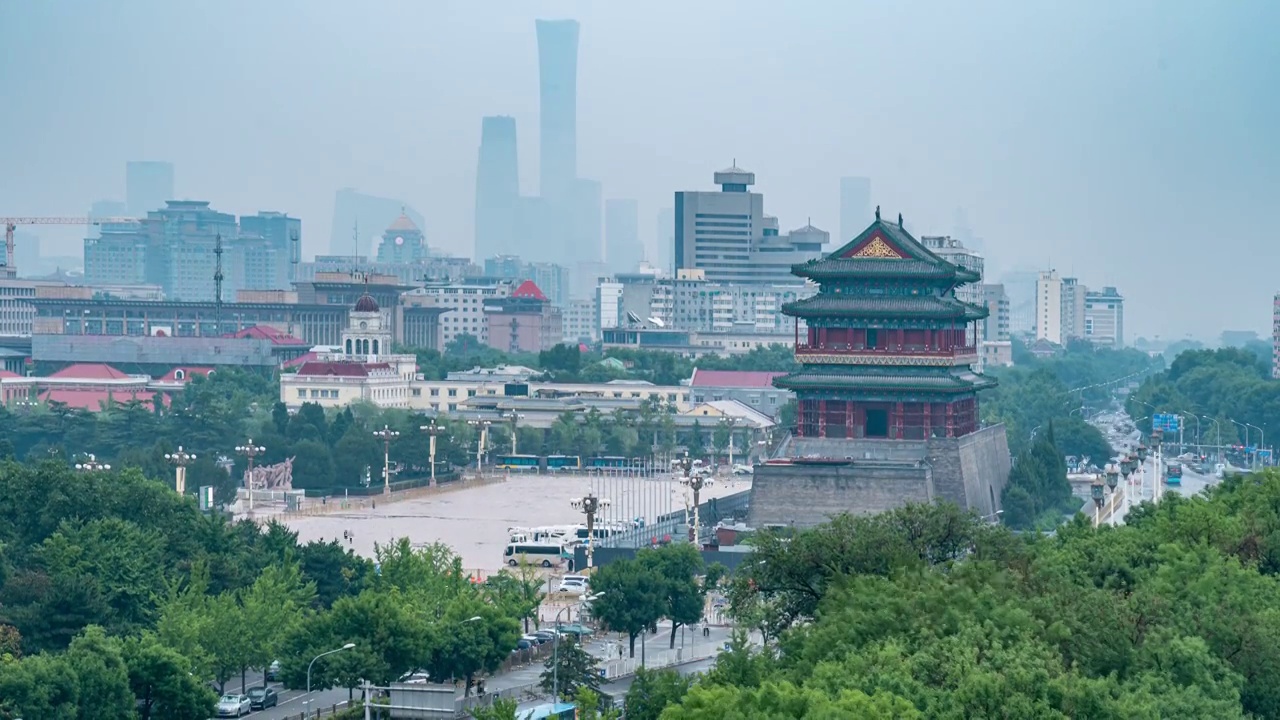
[0,462,536,718]
[645,480,1280,718]
[410,335,799,386]
[1000,423,1078,529]
[1128,346,1280,451]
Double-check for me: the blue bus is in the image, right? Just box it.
[545,454,582,471]
[1165,462,1183,485]
[589,456,630,469]
[495,454,541,472]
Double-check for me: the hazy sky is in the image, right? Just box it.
[2,0,1277,341]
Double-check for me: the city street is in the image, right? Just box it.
[244,623,736,719]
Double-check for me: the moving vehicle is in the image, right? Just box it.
[732,464,753,475]
[265,659,280,681]
[518,702,578,720]
[503,542,568,568]
[247,686,279,710]
[216,694,252,717]
[1165,462,1183,484]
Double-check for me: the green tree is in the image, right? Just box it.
[291,439,336,491]
[467,697,520,720]
[425,598,521,696]
[588,558,665,657]
[540,634,601,700]
[623,667,693,720]
[124,634,217,720]
[62,625,135,720]
[637,544,707,648]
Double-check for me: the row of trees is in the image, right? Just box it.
[409,336,800,386]
[1127,346,1280,450]
[0,460,541,718]
[640,481,1280,718]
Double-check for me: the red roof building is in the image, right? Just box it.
[484,281,562,354]
[690,369,787,388]
[49,363,133,380]
[223,325,308,346]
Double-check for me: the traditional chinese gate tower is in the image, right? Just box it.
[776,210,993,439]
[748,210,1010,527]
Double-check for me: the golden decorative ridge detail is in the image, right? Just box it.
[851,237,903,259]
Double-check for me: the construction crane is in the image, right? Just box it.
[0,216,141,273]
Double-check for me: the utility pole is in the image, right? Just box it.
[165,446,195,495]
[421,420,443,487]
[235,439,266,513]
[571,492,610,569]
[373,425,399,495]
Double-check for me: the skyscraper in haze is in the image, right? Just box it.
[656,207,674,272]
[536,19,579,200]
[839,176,871,244]
[474,116,520,261]
[126,161,174,217]
[605,198,641,274]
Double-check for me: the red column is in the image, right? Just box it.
[923,402,932,438]
[945,403,954,438]
[845,401,854,439]
[894,402,904,439]
[818,400,828,438]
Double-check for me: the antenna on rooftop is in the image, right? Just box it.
[289,230,300,283]
[213,233,225,335]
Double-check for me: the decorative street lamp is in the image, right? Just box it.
[372,425,400,495]
[503,410,525,456]
[421,420,443,487]
[235,439,266,513]
[74,453,110,472]
[165,446,196,495]
[1090,480,1106,528]
[468,419,493,475]
[680,455,709,545]
[571,492,610,569]
[1104,462,1119,492]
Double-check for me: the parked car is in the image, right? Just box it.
[265,660,281,681]
[522,633,547,646]
[533,630,558,643]
[558,574,589,594]
[247,686,279,710]
[732,464,753,475]
[514,638,534,651]
[216,693,252,717]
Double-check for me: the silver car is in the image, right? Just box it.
[216,693,251,717]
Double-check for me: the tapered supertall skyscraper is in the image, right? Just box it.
[536,19,580,201]
[474,115,521,259]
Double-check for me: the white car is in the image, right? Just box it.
[732,464,753,475]
[558,574,589,594]
[216,693,251,717]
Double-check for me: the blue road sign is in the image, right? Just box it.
[1153,413,1181,433]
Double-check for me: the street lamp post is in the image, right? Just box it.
[165,446,195,495]
[1090,479,1105,528]
[74,453,110,472]
[1105,463,1120,523]
[680,456,708,545]
[235,439,266,513]
[552,592,604,701]
[504,410,524,456]
[307,642,356,694]
[468,419,492,476]
[1148,429,1164,502]
[420,420,443,487]
[1246,423,1264,469]
[372,425,400,495]
[571,492,610,569]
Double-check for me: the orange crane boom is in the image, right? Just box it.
[1,216,141,271]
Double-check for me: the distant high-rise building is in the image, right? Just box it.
[474,116,520,261]
[656,207,674,272]
[238,211,301,289]
[126,161,174,217]
[536,19,580,201]
[674,166,823,284]
[605,198,641,275]
[1273,294,1280,379]
[1084,287,1124,348]
[484,255,524,279]
[329,188,425,258]
[981,284,1011,342]
[1035,270,1063,344]
[1061,277,1088,341]
[571,178,602,263]
[87,200,129,239]
[839,177,872,244]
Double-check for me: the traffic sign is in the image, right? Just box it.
[1153,413,1181,433]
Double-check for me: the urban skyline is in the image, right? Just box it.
[2,2,1277,340]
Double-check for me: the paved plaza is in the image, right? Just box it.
[283,471,751,572]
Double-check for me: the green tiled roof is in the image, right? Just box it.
[792,216,979,283]
[773,368,997,393]
[781,294,989,321]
